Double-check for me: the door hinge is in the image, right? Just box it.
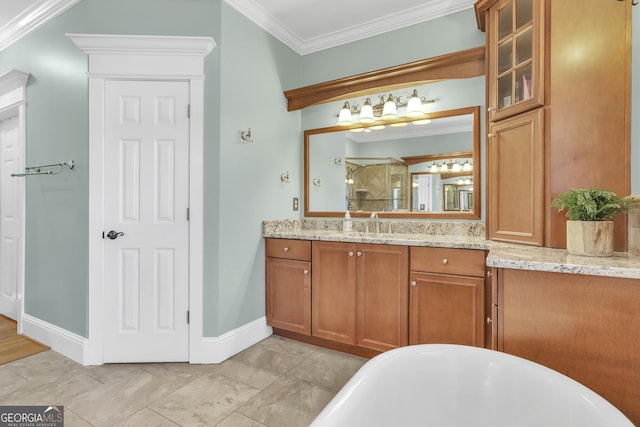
[187,104,191,119]
[186,207,190,221]
[187,310,190,324]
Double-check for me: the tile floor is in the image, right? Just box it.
[0,335,367,427]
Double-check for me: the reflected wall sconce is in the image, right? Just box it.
[312,178,321,187]
[240,128,253,143]
[337,89,435,127]
[280,171,290,183]
[428,160,473,174]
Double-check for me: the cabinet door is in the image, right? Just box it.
[356,244,409,352]
[488,0,544,122]
[497,269,640,426]
[312,241,357,345]
[487,108,544,245]
[409,272,485,347]
[266,258,311,335]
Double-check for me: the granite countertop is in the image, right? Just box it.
[263,219,640,279]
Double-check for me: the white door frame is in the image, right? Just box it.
[0,69,29,332]
[67,34,216,365]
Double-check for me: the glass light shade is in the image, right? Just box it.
[405,90,424,118]
[430,164,439,173]
[463,161,473,171]
[452,163,461,172]
[359,98,375,123]
[337,102,353,126]
[440,163,449,172]
[457,179,464,185]
[464,179,472,185]
[381,95,398,120]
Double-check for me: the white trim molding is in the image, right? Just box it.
[224,0,475,55]
[21,313,89,364]
[0,69,28,331]
[67,33,215,365]
[0,0,81,52]
[192,318,273,364]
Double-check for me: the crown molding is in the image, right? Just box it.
[224,0,476,55]
[66,33,216,56]
[0,0,82,52]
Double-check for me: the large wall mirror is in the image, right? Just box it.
[304,106,481,219]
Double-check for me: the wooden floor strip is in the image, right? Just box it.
[0,315,49,365]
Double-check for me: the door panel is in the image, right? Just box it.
[103,80,190,362]
[0,116,22,320]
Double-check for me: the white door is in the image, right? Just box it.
[103,80,190,363]
[0,115,23,321]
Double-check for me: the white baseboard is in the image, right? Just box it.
[20,314,271,365]
[190,316,273,364]
[21,313,89,365]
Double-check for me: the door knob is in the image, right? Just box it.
[105,230,125,240]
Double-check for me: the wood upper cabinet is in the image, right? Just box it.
[478,0,631,250]
[312,241,408,351]
[486,0,544,122]
[496,268,640,426]
[409,247,486,347]
[265,239,311,335]
[487,108,544,245]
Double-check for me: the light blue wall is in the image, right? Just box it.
[211,4,301,335]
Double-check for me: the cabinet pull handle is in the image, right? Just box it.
[303,269,309,275]
[348,251,354,257]
[442,258,448,265]
[283,247,289,252]
[486,317,493,324]
[487,107,496,113]
[487,133,495,138]
[411,281,417,287]
[357,251,362,257]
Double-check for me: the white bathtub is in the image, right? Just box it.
[311,344,633,427]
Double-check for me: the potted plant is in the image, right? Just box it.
[551,188,627,256]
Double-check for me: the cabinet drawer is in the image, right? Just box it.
[410,247,486,277]
[266,238,311,261]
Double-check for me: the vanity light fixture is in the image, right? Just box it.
[336,90,435,126]
[452,162,461,173]
[430,163,439,173]
[440,163,449,173]
[463,161,473,171]
[359,98,375,123]
[240,128,253,143]
[381,94,398,120]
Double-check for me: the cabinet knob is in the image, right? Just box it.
[283,247,289,252]
[348,251,354,257]
[487,107,496,113]
[442,258,448,265]
[487,270,493,277]
[357,251,362,257]
[304,269,309,275]
[487,133,495,138]
[486,317,493,324]
[411,281,417,287]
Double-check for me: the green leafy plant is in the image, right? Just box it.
[551,188,628,221]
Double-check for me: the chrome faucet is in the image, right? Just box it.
[369,212,380,234]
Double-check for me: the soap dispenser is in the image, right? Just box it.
[343,211,352,233]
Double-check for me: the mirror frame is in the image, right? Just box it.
[304,105,481,219]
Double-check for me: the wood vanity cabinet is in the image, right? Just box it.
[312,241,409,352]
[265,238,311,335]
[409,247,487,347]
[476,0,631,249]
[494,268,640,426]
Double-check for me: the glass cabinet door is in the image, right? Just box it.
[489,0,543,122]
